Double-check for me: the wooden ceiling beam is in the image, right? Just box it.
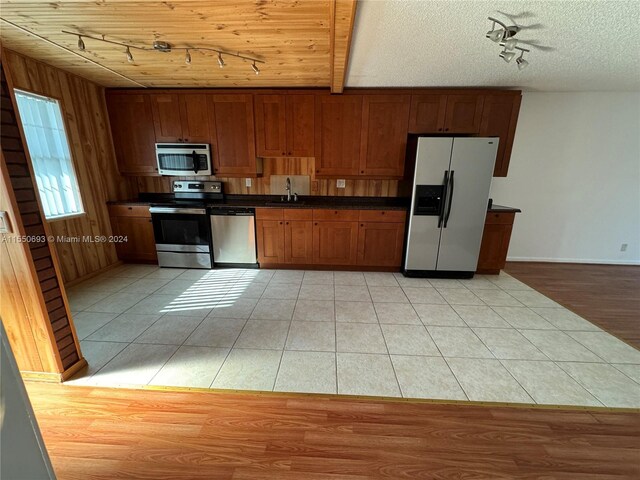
[329,0,357,94]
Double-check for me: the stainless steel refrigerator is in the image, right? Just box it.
[403,137,498,278]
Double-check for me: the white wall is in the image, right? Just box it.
[490,92,640,265]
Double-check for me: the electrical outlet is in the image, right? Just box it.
[621,243,628,252]
[336,179,346,188]
[245,178,252,188]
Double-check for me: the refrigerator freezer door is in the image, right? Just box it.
[405,137,453,271]
[436,138,498,272]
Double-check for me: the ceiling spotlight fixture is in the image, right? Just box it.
[499,49,516,63]
[516,47,530,70]
[62,30,265,75]
[486,15,532,70]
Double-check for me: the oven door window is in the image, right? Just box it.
[152,213,210,246]
[157,153,209,173]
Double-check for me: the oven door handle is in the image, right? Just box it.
[149,207,206,215]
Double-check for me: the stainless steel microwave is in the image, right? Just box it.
[155,143,212,176]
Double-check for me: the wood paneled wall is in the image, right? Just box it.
[1,56,84,377]
[128,157,400,197]
[3,50,131,283]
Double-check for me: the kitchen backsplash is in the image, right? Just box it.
[124,157,400,198]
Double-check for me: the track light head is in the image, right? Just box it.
[185,49,191,64]
[501,38,518,50]
[486,29,504,42]
[499,49,516,63]
[77,35,85,51]
[217,52,225,68]
[516,57,529,70]
[125,46,134,63]
[251,61,260,75]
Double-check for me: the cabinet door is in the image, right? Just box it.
[476,223,513,274]
[408,95,447,133]
[256,220,285,264]
[180,94,212,143]
[112,216,157,262]
[254,94,287,157]
[479,95,521,177]
[286,94,315,157]
[360,95,410,177]
[209,94,257,176]
[315,95,362,177]
[106,93,157,175]
[284,220,313,264]
[357,222,405,267]
[312,221,358,265]
[150,93,184,142]
[443,95,484,133]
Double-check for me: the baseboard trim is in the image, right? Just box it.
[506,257,640,266]
[64,261,124,288]
[21,358,88,383]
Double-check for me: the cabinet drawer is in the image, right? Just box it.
[358,210,406,223]
[312,209,359,222]
[108,204,151,218]
[485,212,515,225]
[284,209,313,221]
[256,208,284,220]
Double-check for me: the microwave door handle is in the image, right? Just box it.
[444,170,454,228]
[191,151,199,174]
[437,170,449,228]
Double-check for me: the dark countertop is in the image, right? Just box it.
[108,194,520,213]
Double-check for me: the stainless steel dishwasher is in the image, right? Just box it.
[209,207,258,267]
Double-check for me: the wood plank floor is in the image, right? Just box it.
[25,382,640,480]
[505,262,640,349]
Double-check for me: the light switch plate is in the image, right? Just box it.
[337,179,346,188]
[245,178,252,188]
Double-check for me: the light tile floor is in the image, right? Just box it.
[66,265,640,408]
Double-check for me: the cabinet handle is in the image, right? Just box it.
[438,128,443,132]
[445,128,450,132]
[316,170,320,173]
[360,224,364,227]
[279,221,283,225]
[288,152,292,156]
[285,221,289,225]
[128,207,132,210]
[282,152,286,156]
[314,223,318,226]
[361,170,364,174]
[381,211,385,215]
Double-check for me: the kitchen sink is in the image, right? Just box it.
[265,201,306,206]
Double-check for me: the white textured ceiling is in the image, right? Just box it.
[346,0,640,91]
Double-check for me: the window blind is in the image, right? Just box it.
[14,90,84,220]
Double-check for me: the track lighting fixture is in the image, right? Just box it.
[499,49,516,63]
[516,48,530,70]
[63,30,265,75]
[486,15,531,70]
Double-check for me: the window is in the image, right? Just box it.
[14,90,84,220]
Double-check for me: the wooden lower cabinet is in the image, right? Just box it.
[476,212,516,274]
[312,221,359,265]
[108,206,157,263]
[357,222,405,267]
[256,208,406,269]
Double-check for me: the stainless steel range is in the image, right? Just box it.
[149,180,223,269]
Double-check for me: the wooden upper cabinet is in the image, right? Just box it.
[106,93,157,175]
[360,95,410,177]
[479,94,521,177]
[408,94,484,134]
[254,94,314,157]
[180,94,212,143]
[286,94,314,157]
[254,95,287,157]
[409,95,447,133]
[315,95,362,177]
[208,94,257,176]
[443,95,484,133]
[151,93,211,143]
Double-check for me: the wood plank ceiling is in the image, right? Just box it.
[0,0,356,91]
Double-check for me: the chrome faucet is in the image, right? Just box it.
[285,177,292,202]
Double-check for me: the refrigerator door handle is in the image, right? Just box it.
[437,170,449,228]
[444,170,455,228]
